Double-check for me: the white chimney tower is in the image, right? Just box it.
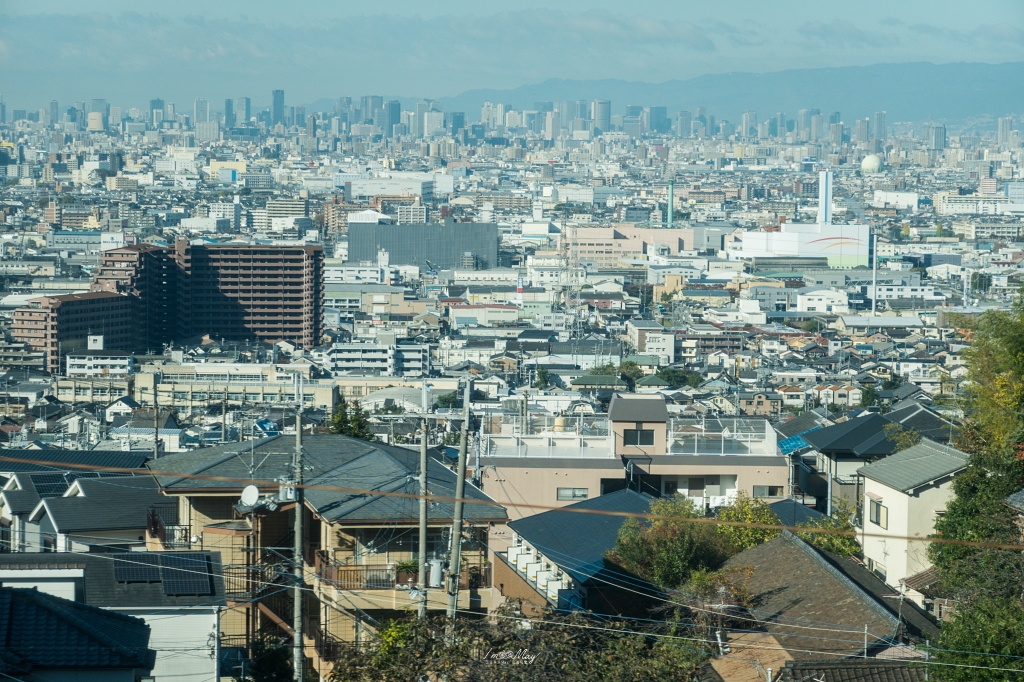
[816,169,833,225]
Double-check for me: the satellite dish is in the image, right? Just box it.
[240,485,259,507]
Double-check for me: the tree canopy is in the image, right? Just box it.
[328,399,376,441]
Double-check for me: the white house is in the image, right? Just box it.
[857,439,969,591]
[795,288,849,314]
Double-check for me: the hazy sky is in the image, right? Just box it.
[2,0,1023,110]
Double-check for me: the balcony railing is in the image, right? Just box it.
[318,563,491,591]
[147,504,191,549]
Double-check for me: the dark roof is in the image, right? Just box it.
[884,401,956,442]
[0,586,152,674]
[1007,488,1024,513]
[775,411,828,439]
[34,476,165,533]
[768,499,827,526]
[570,375,628,388]
[0,551,226,609]
[0,449,149,476]
[508,489,651,584]
[608,394,669,422]
[779,660,926,682]
[148,435,507,524]
[721,532,936,659]
[802,414,900,459]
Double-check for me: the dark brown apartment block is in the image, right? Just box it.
[172,238,323,349]
[92,243,177,353]
[12,292,132,372]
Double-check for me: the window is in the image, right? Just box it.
[869,499,888,529]
[753,485,784,498]
[557,488,589,501]
[664,480,678,495]
[623,429,654,446]
[867,557,887,581]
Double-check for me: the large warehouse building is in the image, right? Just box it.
[347,221,499,270]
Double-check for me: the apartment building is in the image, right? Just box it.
[478,393,788,521]
[12,292,132,372]
[172,239,324,349]
[321,342,431,377]
[91,243,177,353]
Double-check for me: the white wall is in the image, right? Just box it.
[111,608,220,682]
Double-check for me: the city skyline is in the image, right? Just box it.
[1,1,1022,107]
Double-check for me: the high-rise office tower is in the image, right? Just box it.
[829,122,844,147]
[874,111,887,142]
[796,109,810,133]
[775,112,786,138]
[109,107,121,127]
[929,124,946,150]
[164,103,175,121]
[575,100,590,121]
[49,100,59,126]
[741,111,757,138]
[854,118,870,144]
[361,96,383,119]
[591,100,611,134]
[649,106,669,134]
[694,107,707,125]
[294,105,306,127]
[828,111,841,126]
[272,90,285,125]
[676,110,691,137]
[193,98,209,124]
[447,111,465,133]
[810,114,824,140]
[223,98,235,128]
[998,116,1015,146]
[149,98,164,122]
[385,100,401,137]
[305,115,316,139]
[235,97,251,125]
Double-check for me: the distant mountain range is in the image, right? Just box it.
[308,61,1023,125]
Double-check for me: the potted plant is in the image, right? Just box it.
[395,559,419,586]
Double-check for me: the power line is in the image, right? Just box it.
[1,451,1020,552]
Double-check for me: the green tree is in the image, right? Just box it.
[328,399,376,441]
[436,391,460,409]
[608,496,731,589]
[882,422,922,451]
[881,378,903,390]
[660,292,674,306]
[619,360,645,382]
[657,367,702,389]
[589,362,619,376]
[795,498,861,558]
[859,385,877,408]
[934,597,1024,682]
[534,366,550,389]
[715,491,780,550]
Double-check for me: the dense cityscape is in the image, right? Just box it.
[0,43,1023,682]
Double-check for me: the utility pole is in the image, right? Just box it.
[292,377,304,682]
[446,381,471,625]
[871,229,878,317]
[152,376,160,460]
[417,418,428,619]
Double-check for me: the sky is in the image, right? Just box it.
[1,0,1023,110]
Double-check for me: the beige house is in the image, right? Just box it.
[477,394,789,525]
[857,439,968,592]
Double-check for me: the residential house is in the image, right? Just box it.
[495,489,659,615]
[858,439,969,590]
[0,585,154,681]
[737,391,783,417]
[144,434,508,679]
[0,551,225,682]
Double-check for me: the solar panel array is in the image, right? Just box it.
[160,553,213,595]
[29,471,135,498]
[112,553,162,582]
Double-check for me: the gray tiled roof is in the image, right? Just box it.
[780,660,927,682]
[36,476,165,534]
[857,439,969,492]
[0,586,152,673]
[0,449,149,475]
[149,435,507,524]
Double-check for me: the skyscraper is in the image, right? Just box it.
[998,116,1015,146]
[829,122,844,147]
[854,118,870,144]
[676,110,691,138]
[194,98,209,124]
[385,100,401,137]
[272,90,285,125]
[874,111,887,141]
[223,98,235,128]
[810,114,824,140]
[828,111,841,126]
[49,100,59,126]
[649,106,669,134]
[591,100,611,134]
[294,105,306,127]
[929,124,946,150]
[235,97,251,125]
[741,111,757,138]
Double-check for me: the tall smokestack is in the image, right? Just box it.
[816,169,832,225]
[667,180,674,228]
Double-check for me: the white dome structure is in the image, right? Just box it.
[860,154,883,173]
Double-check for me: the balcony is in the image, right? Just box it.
[147,503,191,549]
[318,561,491,591]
